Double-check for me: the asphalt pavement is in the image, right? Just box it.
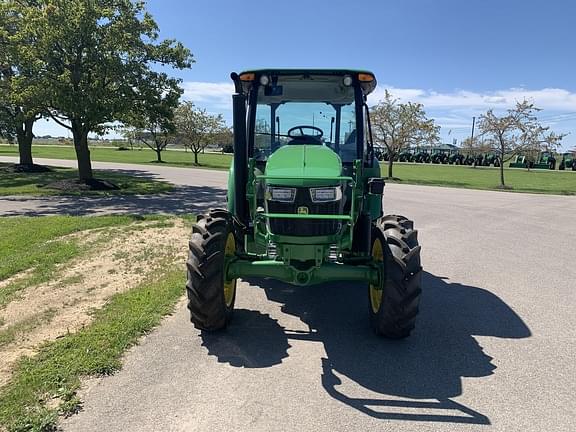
[0,157,228,215]
[2,157,575,431]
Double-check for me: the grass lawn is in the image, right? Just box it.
[0,215,186,431]
[386,163,576,195]
[0,144,232,170]
[1,144,575,195]
[0,163,173,196]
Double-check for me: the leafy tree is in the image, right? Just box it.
[128,80,182,163]
[14,0,192,182]
[174,101,227,165]
[478,100,565,187]
[134,126,174,162]
[0,1,46,169]
[214,126,234,153]
[370,90,439,178]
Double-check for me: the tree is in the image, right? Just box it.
[214,126,234,153]
[132,120,174,163]
[478,100,565,188]
[174,102,227,165]
[14,0,192,183]
[0,1,46,169]
[128,79,181,163]
[370,90,439,178]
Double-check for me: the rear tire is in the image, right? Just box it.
[186,209,238,331]
[369,215,422,338]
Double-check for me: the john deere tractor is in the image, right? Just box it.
[186,69,422,338]
[559,153,576,171]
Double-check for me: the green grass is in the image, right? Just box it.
[0,163,173,196]
[2,144,575,194]
[0,215,158,307]
[0,267,184,432]
[0,144,232,170]
[382,163,576,195]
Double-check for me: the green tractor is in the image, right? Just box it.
[398,149,414,162]
[509,155,527,168]
[532,151,556,170]
[559,153,576,171]
[186,69,422,338]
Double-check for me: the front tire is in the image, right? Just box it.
[369,215,422,338]
[186,209,238,331]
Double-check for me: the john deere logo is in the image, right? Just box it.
[297,206,309,215]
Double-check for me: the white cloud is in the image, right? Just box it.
[369,86,576,111]
[181,82,235,110]
[182,80,576,112]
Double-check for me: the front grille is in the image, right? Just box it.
[266,187,342,236]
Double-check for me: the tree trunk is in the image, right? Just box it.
[387,157,394,178]
[193,149,199,165]
[16,118,34,166]
[72,122,93,181]
[498,141,506,187]
[156,148,163,163]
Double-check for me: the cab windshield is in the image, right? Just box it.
[252,74,361,162]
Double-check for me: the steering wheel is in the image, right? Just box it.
[287,125,324,139]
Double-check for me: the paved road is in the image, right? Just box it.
[0,157,228,215]
[3,157,576,431]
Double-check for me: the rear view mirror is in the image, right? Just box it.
[368,178,385,194]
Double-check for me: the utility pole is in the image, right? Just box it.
[471,116,476,142]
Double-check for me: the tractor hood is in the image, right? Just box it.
[264,145,342,186]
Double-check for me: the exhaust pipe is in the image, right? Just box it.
[231,73,248,226]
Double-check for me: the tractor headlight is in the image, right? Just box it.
[266,186,296,202]
[310,186,342,202]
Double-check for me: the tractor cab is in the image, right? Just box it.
[228,69,382,249]
[233,69,376,169]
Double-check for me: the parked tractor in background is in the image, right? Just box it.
[510,152,556,170]
[532,152,556,170]
[509,155,527,168]
[448,152,465,165]
[482,153,501,167]
[559,153,576,171]
[398,149,415,162]
[414,150,431,163]
[374,146,386,161]
[431,150,449,164]
[463,154,476,165]
[186,69,422,338]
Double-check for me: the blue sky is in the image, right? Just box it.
[37,0,576,150]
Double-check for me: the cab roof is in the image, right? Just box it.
[234,69,377,96]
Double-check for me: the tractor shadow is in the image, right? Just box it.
[201,272,531,425]
[200,309,290,368]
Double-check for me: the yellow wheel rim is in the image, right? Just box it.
[370,237,383,314]
[223,232,237,308]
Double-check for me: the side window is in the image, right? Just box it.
[339,103,357,162]
[364,104,373,164]
[254,104,272,160]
